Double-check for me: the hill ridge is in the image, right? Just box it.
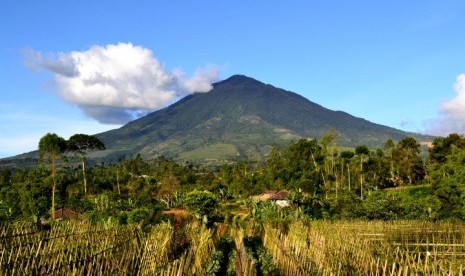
[0,74,433,167]
[93,74,432,162]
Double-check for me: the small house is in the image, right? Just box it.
[252,190,290,207]
[251,190,277,201]
[269,190,290,207]
[53,208,80,221]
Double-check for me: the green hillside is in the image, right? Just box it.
[95,75,432,162]
[0,74,433,167]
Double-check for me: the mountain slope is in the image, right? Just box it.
[93,75,431,162]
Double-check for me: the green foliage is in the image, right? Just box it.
[67,134,105,154]
[67,134,106,195]
[1,132,463,223]
[359,188,439,220]
[127,208,151,224]
[340,150,354,159]
[38,133,67,163]
[355,145,369,156]
[361,191,407,220]
[17,168,52,218]
[393,137,425,185]
[204,237,235,276]
[1,219,464,274]
[265,139,324,194]
[184,190,219,223]
[247,200,306,223]
[302,195,329,219]
[325,190,361,219]
[429,133,465,166]
[243,236,278,276]
[88,75,431,164]
[204,250,223,275]
[430,147,465,219]
[38,133,68,219]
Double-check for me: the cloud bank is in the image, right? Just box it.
[25,43,219,124]
[426,74,465,135]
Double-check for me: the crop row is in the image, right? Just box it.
[1,220,465,275]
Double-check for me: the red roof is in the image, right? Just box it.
[53,208,79,220]
[270,191,289,200]
[252,190,277,201]
[252,190,289,201]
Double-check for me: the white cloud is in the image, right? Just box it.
[426,74,465,135]
[24,49,78,77]
[25,43,219,124]
[441,74,465,120]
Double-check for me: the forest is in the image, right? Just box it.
[1,132,464,222]
[1,132,465,274]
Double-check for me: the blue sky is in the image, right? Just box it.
[1,1,465,157]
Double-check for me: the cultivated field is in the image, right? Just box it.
[1,220,464,275]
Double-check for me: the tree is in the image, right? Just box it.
[38,133,67,219]
[320,130,339,176]
[67,134,105,195]
[265,139,324,195]
[393,137,425,185]
[429,133,465,167]
[355,145,369,199]
[363,149,390,189]
[320,130,339,198]
[184,190,219,224]
[339,150,355,190]
[384,139,395,178]
[157,175,181,208]
[430,147,465,219]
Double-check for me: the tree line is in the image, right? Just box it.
[0,132,465,222]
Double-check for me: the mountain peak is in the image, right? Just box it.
[91,74,431,162]
[213,74,265,88]
[0,74,433,167]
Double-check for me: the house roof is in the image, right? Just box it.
[252,190,289,201]
[270,190,289,200]
[53,208,79,220]
[251,190,277,201]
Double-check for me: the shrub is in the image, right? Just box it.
[184,190,219,224]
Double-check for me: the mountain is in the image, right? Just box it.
[0,74,433,168]
[90,74,431,162]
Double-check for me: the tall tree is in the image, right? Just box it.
[430,147,465,219]
[355,145,369,199]
[320,130,338,175]
[394,137,425,185]
[429,133,465,168]
[384,139,396,179]
[38,133,67,219]
[339,150,354,190]
[320,130,339,197]
[267,139,324,195]
[67,134,105,195]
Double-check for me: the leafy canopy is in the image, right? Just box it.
[184,190,219,221]
[68,134,105,155]
[38,133,67,162]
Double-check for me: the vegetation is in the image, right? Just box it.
[67,133,106,195]
[1,217,465,274]
[1,131,465,274]
[38,133,67,219]
[1,133,464,222]
[65,75,433,163]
